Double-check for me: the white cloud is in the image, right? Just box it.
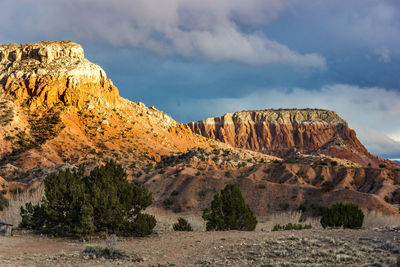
[174,84,400,157]
[0,0,325,67]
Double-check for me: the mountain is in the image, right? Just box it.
[188,109,398,168]
[0,41,399,217]
[0,41,218,179]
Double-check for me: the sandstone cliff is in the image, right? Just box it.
[0,41,215,178]
[188,109,394,167]
[0,41,119,111]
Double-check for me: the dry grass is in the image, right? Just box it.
[363,211,400,228]
[146,207,205,232]
[147,208,323,232]
[257,211,322,231]
[0,188,44,226]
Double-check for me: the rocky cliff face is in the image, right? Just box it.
[0,42,119,110]
[0,41,213,179]
[188,109,391,167]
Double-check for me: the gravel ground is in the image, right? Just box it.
[0,229,399,266]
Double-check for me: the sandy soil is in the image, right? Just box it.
[0,229,399,266]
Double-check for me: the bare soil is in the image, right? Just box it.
[1,229,399,266]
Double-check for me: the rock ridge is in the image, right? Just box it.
[0,41,119,110]
[195,109,347,126]
[188,109,389,167]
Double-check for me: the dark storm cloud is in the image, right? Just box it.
[0,0,325,67]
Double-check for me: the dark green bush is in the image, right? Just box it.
[310,203,327,216]
[257,184,266,189]
[0,194,9,211]
[272,223,312,231]
[163,197,174,208]
[202,184,257,231]
[321,181,335,191]
[173,218,193,231]
[320,203,364,229]
[20,161,155,237]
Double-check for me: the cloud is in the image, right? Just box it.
[0,0,325,67]
[172,84,400,157]
[374,47,391,63]
[350,123,400,157]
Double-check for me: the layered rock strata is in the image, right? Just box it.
[0,42,118,110]
[188,109,391,167]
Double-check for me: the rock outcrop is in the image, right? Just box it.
[188,109,393,167]
[0,41,213,177]
[0,41,119,110]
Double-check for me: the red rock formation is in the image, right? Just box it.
[0,42,119,111]
[188,109,395,167]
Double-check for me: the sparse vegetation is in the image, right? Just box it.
[82,234,138,261]
[163,197,174,208]
[320,203,364,229]
[0,194,9,211]
[173,218,193,231]
[272,223,312,231]
[19,161,156,237]
[202,184,257,231]
[321,181,335,191]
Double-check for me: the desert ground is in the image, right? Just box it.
[1,209,400,267]
[0,229,399,266]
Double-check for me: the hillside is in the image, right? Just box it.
[0,41,399,219]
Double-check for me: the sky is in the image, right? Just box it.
[1,0,400,158]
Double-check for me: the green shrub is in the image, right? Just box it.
[320,203,364,229]
[198,190,207,197]
[20,161,155,237]
[298,202,307,212]
[321,181,335,191]
[397,256,400,267]
[384,195,390,203]
[272,223,312,231]
[310,203,327,216]
[82,245,127,260]
[202,184,257,231]
[163,197,174,208]
[173,218,193,231]
[0,194,9,211]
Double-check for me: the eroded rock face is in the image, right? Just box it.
[188,109,386,167]
[0,41,119,110]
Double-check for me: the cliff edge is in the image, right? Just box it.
[188,109,394,167]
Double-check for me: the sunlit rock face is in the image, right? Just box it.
[188,109,391,167]
[0,41,119,110]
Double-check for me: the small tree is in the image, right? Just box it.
[320,203,364,229]
[173,218,193,231]
[20,161,156,237]
[202,184,257,231]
